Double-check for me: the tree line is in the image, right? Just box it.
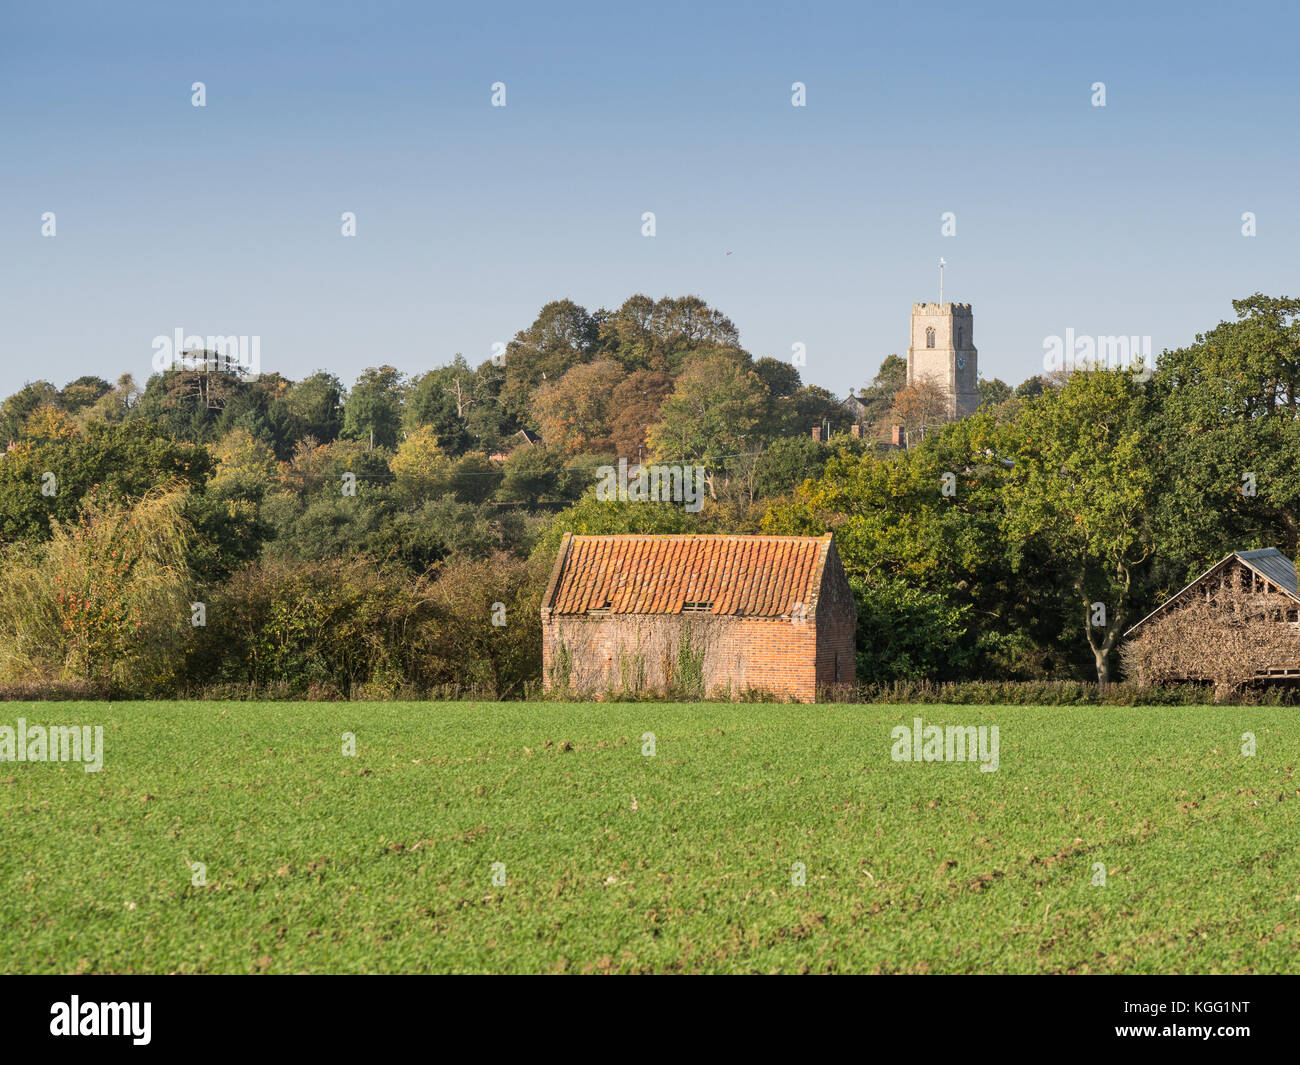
[0,292,1294,698]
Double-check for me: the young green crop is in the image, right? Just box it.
[1,701,1295,973]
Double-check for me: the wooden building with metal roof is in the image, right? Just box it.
[1124,549,1300,690]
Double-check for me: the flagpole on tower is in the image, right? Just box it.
[938,258,947,304]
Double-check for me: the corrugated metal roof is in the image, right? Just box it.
[543,533,831,618]
[1236,548,1298,596]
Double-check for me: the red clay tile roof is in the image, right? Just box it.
[542,533,833,617]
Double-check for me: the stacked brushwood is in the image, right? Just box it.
[1123,585,1300,702]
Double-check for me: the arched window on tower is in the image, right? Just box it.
[925,326,935,349]
[957,328,964,348]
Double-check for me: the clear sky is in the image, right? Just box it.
[4,0,1297,399]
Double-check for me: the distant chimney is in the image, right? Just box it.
[891,425,904,447]
[811,427,821,442]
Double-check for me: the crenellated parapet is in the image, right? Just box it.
[911,302,973,315]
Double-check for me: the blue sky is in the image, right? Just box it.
[4,0,1297,400]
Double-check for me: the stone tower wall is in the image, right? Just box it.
[906,301,979,418]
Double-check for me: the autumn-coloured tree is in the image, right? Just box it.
[500,299,598,420]
[424,552,545,697]
[531,359,622,456]
[210,427,278,489]
[390,425,453,499]
[21,404,80,443]
[278,436,385,497]
[889,380,951,443]
[608,370,674,460]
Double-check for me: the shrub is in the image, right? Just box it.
[188,557,430,698]
[829,679,1222,706]
[0,486,192,696]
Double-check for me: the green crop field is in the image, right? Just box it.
[1,701,1297,974]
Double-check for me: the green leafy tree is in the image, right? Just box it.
[1013,375,1048,400]
[184,477,274,586]
[192,558,416,696]
[784,384,844,438]
[500,300,598,421]
[753,357,801,400]
[1003,369,1154,684]
[448,452,503,503]
[853,355,907,425]
[0,422,213,544]
[58,376,112,414]
[532,492,707,563]
[343,366,405,449]
[855,578,974,680]
[648,353,768,485]
[284,371,345,446]
[753,435,831,499]
[977,377,1013,409]
[595,294,741,373]
[762,415,1051,679]
[497,445,566,502]
[0,381,59,442]
[1147,294,1300,583]
[405,358,475,456]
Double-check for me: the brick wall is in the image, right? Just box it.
[814,542,858,691]
[542,614,821,701]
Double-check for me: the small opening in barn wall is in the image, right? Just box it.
[1288,609,1300,626]
[682,601,713,612]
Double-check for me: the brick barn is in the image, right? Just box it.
[540,533,856,702]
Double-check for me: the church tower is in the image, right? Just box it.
[906,302,979,418]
